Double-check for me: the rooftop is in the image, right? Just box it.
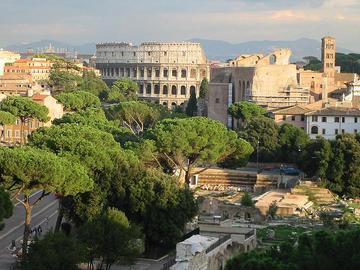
[272,105,313,115]
[32,93,49,101]
[306,107,360,116]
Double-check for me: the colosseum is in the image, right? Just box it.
[96,42,210,107]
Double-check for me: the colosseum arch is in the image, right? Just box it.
[154,84,160,95]
[139,84,144,94]
[163,85,168,95]
[180,86,186,95]
[146,84,151,94]
[171,85,177,95]
[269,54,277,65]
[190,85,196,96]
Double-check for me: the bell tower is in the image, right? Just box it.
[321,36,336,94]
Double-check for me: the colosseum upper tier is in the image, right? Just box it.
[96,42,210,107]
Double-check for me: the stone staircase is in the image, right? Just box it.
[255,174,278,191]
[196,168,280,191]
[197,168,257,188]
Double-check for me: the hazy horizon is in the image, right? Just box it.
[1,0,359,51]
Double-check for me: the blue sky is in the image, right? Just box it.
[0,0,359,50]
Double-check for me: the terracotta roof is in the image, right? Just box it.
[306,107,360,117]
[15,59,31,63]
[272,105,312,115]
[335,72,356,83]
[32,94,49,101]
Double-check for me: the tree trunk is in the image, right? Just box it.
[54,197,64,232]
[22,196,32,255]
[185,169,191,186]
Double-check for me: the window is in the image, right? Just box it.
[215,98,220,104]
[148,52,151,56]
[139,84,144,94]
[171,85,177,95]
[342,129,345,134]
[342,117,345,123]
[164,51,167,56]
[335,117,339,123]
[282,115,286,121]
[140,69,144,77]
[133,68,137,77]
[355,129,358,134]
[126,68,130,77]
[163,69,168,78]
[172,69,177,77]
[322,117,327,122]
[291,116,296,121]
[322,129,326,135]
[181,69,187,78]
[312,116,318,122]
[311,126,319,134]
[155,69,160,77]
[301,115,305,121]
[355,117,358,123]
[335,129,338,135]
[190,69,196,78]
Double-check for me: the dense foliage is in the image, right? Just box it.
[78,208,142,270]
[226,229,360,270]
[56,91,101,111]
[21,232,85,270]
[0,146,92,251]
[147,117,252,184]
[0,187,12,230]
[228,101,268,123]
[185,87,198,116]
[104,78,138,103]
[300,134,360,197]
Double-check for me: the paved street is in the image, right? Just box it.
[0,192,58,269]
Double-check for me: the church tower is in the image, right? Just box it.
[321,36,336,95]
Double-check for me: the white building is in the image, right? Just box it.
[306,107,360,140]
[0,50,20,76]
[344,78,360,102]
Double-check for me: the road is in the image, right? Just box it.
[0,192,59,269]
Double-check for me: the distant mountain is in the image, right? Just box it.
[5,38,356,62]
[188,38,355,62]
[5,40,96,55]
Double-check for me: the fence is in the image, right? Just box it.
[161,255,176,270]
[205,234,231,254]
